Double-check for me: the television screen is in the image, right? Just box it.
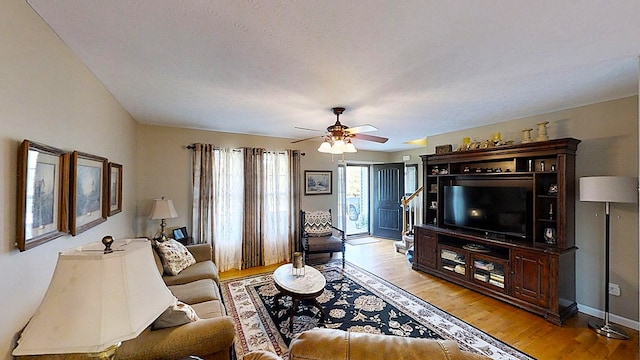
[443,185,529,238]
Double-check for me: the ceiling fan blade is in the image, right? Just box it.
[294,126,322,132]
[345,124,377,134]
[352,133,388,143]
[291,135,322,144]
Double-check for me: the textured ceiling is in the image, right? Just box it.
[27,0,640,151]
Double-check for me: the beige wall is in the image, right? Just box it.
[0,1,138,359]
[1,1,638,359]
[134,124,391,238]
[390,96,639,323]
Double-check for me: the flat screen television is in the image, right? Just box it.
[443,185,530,239]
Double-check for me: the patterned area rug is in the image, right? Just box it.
[220,261,534,360]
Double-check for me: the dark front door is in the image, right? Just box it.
[372,163,404,239]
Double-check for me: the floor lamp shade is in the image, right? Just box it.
[13,239,175,356]
[579,176,638,339]
[580,176,638,204]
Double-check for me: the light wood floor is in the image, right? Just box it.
[220,239,639,360]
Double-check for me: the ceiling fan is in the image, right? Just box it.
[292,107,388,154]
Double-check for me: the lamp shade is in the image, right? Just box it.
[13,239,175,355]
[580,176,638,204]
[149,198,178,219]
[344,139,357,153]
[317,141,332,153]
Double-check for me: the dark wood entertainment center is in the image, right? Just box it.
[414,138,580,325]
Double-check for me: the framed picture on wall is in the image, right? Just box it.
[305,170,332,195]
[70,151,108,235]
[107,162,122,216]
[16,140,70,251]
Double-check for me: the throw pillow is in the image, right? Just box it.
[152,298,199,329]
[154,239,196,275]
[304,210,333,237]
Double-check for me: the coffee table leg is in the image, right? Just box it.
[289,298,299,332]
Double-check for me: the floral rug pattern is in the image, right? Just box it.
[220,261,534,360]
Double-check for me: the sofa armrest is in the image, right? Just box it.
[117,316,235,360]
[187,243,213,263]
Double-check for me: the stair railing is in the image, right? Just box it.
[401,186,423,237]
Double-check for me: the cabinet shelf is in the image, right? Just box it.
[537,194,557,198]
[537,218,556,223]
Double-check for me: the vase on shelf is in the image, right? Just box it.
[536,121,549,142]
[521,129,533,143]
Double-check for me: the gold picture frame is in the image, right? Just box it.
[70,151,108,235]
[16,140,69,251]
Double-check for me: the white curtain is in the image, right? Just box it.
[262,151,291,265]
[212,148,244,271]
[192,145,295,271]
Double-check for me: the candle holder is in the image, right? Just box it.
[292,252,305,277]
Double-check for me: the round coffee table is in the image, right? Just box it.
[272,263,326,331]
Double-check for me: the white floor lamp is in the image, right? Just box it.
[579,176,638,339]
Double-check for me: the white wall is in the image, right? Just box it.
[390,96,639,323]
[134,124,391,238]
[0,2,138,359]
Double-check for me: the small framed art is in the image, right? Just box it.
[173,227,188,241]
[107,162,123,216]
[70,151,108,235]
[305,170,332,195]
[16,140,69,251]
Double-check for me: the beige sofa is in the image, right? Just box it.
[244,328,490,360]
[117,243,235,360]
[16,243,234,360]
[16,244,235,360]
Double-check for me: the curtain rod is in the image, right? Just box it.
[186,144,304,156]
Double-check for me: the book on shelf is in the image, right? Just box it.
[441,249,458,260]
[443,265,455,272]
[489,279,505,288]
[474,273,489,282]
[473,260,494,271]
[454,264,466,275]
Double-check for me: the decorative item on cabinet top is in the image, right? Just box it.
[435,144,452,154]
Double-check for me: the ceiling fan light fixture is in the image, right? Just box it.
[318,140,332,153]
[330,139,346,154]
[344,138,357,153]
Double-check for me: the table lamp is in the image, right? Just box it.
[12,238,175,358]
[149,197,178,241]
[580,176,638,339]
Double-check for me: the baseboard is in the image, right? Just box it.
[578,303,640,331]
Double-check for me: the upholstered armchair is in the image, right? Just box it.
[300,209,345,267]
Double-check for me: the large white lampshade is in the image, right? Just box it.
[580,176,638,204]
[13,238,175,356]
